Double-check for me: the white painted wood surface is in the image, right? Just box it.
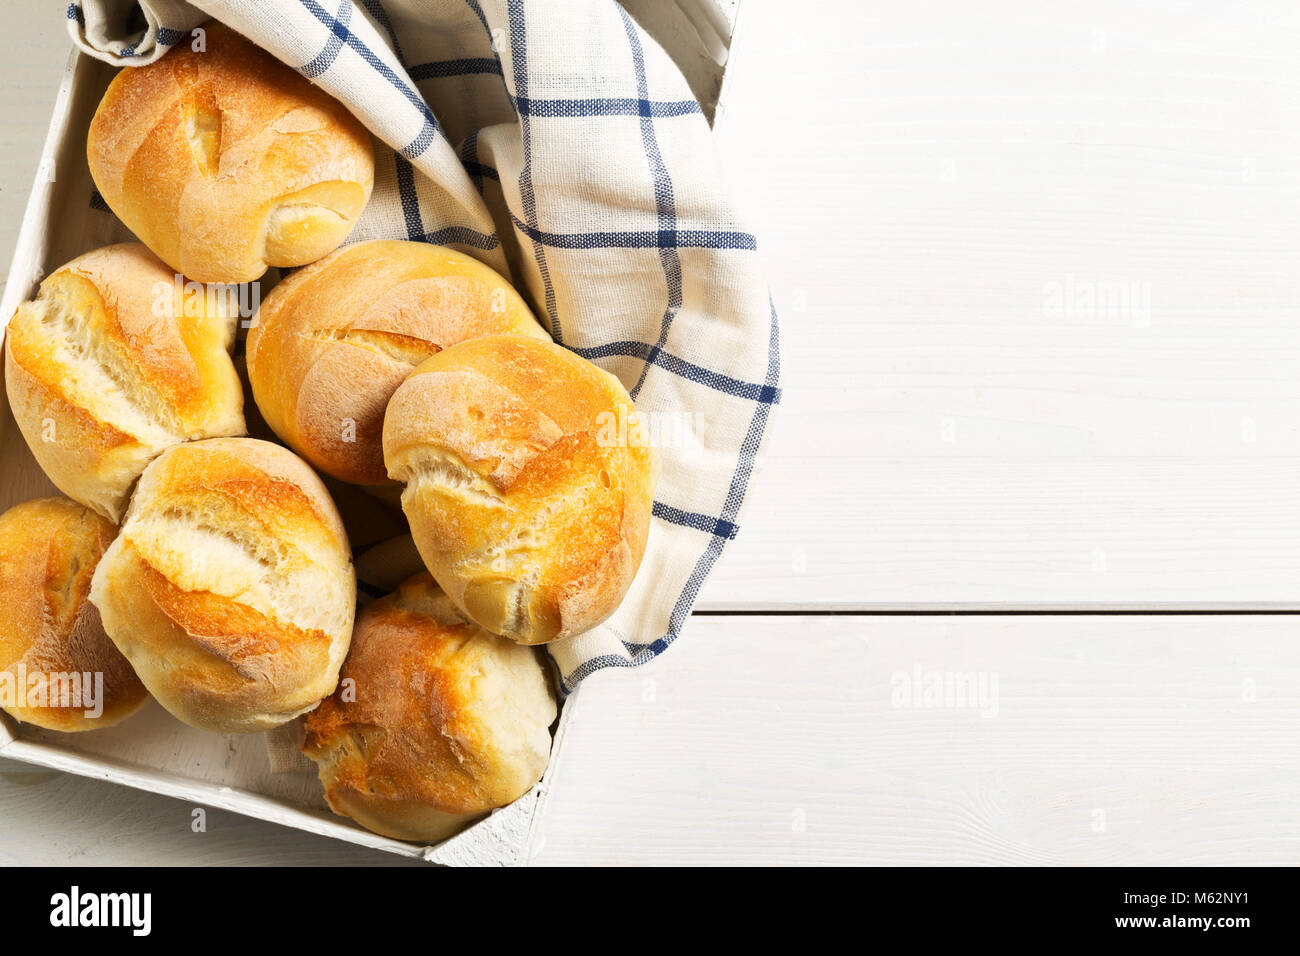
[531,615,1300,865]
[701,0,1300,608]
[3,0,1300,866]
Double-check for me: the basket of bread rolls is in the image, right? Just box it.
[0,23,656,845]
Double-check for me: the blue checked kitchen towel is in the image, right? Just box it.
[67,0,780,693]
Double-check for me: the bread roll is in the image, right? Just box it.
[247,239,548,485]
[87,21,374,283]
[4,242,245,521]
[301,572,556,842]
[89,438,355,733]
[383,335,656,645]
[0,497,148,732]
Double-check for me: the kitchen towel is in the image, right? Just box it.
[67,0,780,693]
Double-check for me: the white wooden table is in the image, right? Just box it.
[2,0,1299,865]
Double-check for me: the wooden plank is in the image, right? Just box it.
[528,615,1300,865]
[0,757,424,866]
[0,10,66,278]
[699,0,1300,607]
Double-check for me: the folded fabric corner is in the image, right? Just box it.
[66,0,206,65]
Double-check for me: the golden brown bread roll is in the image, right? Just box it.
[0,497,148,732]
[4,242,245,521]
[383,335,656,645]
[247,239,548,485]
[89,437,355,733]
[301,572,556,842]
[87,21,374,283]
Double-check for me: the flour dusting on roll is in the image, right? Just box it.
[86,21,374,283]
[0,497,149,732]
[89,438,355,733]
[383,335,656,645]
[4,242,245,521]
[301,572,556,842]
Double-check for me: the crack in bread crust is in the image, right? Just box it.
[185,100,222,177]
[28,279,187,444]
[398,447,511,510]
[299,326,442,367]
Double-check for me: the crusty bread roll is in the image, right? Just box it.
[87,21,374,283]
[4,242,245,521]
[383,335,656,645]
[89,438,355,733]
[247,239,548,485]
[0,497,148,732]
[301,572,556,842]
